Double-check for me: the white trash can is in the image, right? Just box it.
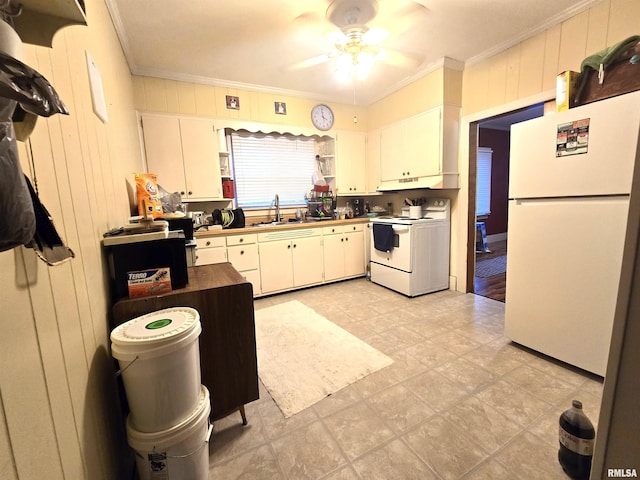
[111,307,202,432]
[127,385,212,480]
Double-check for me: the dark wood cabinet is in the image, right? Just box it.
[112,263,259,422]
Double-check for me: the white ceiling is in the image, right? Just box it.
[106,0,598,106]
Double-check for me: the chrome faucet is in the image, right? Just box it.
[274,193,280,222]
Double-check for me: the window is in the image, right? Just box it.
[476,147,493,217]
[230,131,316,209]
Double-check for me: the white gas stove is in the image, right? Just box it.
[370,198,450,297]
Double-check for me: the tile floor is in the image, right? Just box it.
[208,278,603,479]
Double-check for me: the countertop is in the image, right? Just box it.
[193,217,371,237]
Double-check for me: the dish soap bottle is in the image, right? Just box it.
[558,400,595,479]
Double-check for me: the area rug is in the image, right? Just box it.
[476,255,507,278]
[254,300,393,418]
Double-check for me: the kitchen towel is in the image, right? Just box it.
[373,223,394,252]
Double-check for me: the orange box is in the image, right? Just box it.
[127,268,172,298]
[556,70,579,111]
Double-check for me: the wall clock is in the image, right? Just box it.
[311,104,334,131]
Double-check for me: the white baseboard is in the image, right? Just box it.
[486,232,507,243]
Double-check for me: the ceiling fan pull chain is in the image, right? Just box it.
[353,79,358,123]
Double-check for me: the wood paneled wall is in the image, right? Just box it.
[0,0,143,478]
[462,0,640,116]
[132,76,368,133]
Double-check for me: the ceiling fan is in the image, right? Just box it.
[290,0,427,80]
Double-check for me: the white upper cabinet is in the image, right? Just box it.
[141,114,223,201]
[380,108,441,181]
[365,128,381,193]
[335,131,366,195]
[12,0,87,47]
[378,105,459,190]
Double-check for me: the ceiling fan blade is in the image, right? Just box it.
[327,29,347,45]
[362,26,388,45]
[373,0,429,32]
[377,47,424,69]
[288,53,335,71]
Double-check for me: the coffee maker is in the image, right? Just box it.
[352,198,366,217]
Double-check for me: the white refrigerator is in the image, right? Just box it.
[504,90,640,376]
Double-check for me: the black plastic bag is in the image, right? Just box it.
[24,174,74,265]
[0,99,35,252]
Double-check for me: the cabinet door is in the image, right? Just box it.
[336,131,366,194]
[195,247,227,266]
[259,240,294,293]
[344,230,365,277]
[227,244,258,272]
[366,129,381,193]
[380,121,406,181]
[292,236,324,287]
[179,118,223,199]
[408,108,441,178]
[141,115,187,195]
[323,234,345,281]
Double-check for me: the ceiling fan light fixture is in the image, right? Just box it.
[335,50,374,81]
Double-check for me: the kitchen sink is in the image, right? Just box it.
[251,220,313,227]
[251,221,289,228]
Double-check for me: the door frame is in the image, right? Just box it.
[459,90,554,293]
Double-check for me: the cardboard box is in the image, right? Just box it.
[127,267,172,298]
[556,70,579,111]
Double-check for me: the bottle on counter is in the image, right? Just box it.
[558,399,595,479]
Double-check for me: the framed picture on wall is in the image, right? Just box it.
[226,95,240,110]
[275,102,287,115]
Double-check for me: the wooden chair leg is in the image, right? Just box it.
[239,405,247,425]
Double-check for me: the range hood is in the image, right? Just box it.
[376,173,458,192]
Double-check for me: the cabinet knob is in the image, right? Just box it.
[345,237,349,242]
[341,238,344,242]
[287,244,291,249]
[188,191,193,195]
[332,228,335,233]
[240,250,244,255]
[239,238,244,243]
[206,241,211,246]
[293,244,297,248]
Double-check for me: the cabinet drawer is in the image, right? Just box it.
[227,234,257,246]
[323,225,343,235]
[196,236,226,249]
[344,223,364,233]
[227,244,259,271]
[195,246,226,265]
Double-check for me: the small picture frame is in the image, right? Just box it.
[226,95,240,110]
[275,101,287,115]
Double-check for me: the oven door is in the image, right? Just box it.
[370,224,412,272]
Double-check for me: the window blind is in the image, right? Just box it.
[230,132,316,209]
[476,147,493,217]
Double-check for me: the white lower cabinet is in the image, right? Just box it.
[323,224,365,282]
[258,229,323,294]
[197,222,367,297]
[226,233,260,295]
[195,236,226,266]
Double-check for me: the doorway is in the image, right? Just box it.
[467,104,545,302]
